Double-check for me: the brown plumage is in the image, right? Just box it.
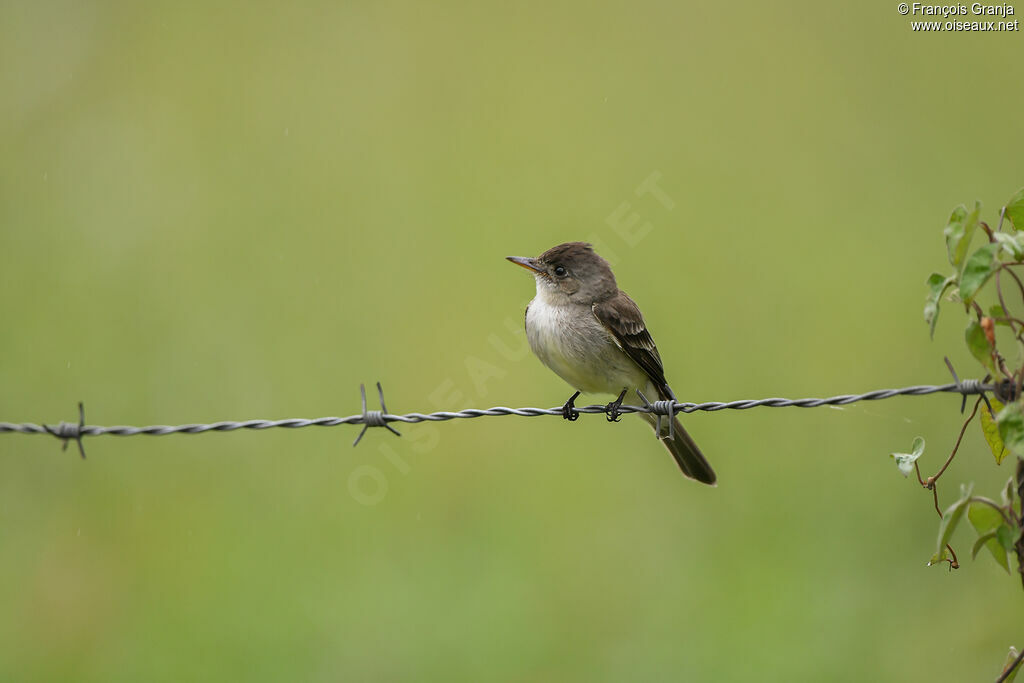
[507,242,717,485]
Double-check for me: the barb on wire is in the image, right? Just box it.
[0,380,1001,455]
[41,401,87,459]
[353,382,401,447]
[636,389,675,440]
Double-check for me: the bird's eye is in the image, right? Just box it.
[553,265,567,277]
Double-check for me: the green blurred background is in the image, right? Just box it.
[2,1,1023,680]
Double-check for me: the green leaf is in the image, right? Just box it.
[967,501,1011,571]
[924,273,955,338]
[959,243,1000,304]
[990,303,1011,326]
[993,231,1024,260]
[929,483,973,565]
[968,499,1003,533]
[997,401,1024,458]
[1005,187,1024,232]
[1002,475,1016,506]
[965,319,997,375]
[971,530,999,556]
[890,437,925,477]
[981,398,1009,464]
[996,523,1015,551]
[944,202,979,267]
[999,647,1021,683]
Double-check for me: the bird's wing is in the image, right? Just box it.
[591,291,671,397]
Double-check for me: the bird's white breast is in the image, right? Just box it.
[525,292,648,396]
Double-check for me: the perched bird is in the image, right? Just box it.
[507,242,716,485]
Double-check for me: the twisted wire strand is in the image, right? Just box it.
[0,382,992,445]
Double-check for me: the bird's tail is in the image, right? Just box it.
[640,412,717,485]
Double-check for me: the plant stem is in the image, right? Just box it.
[932,396,983,481]
[995,647,1024,683]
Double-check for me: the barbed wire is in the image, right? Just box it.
[0,376,1011,458]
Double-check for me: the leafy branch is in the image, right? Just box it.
[895,187,1024,679]
[905,187,1024,579]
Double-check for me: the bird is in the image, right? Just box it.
[506,242,716,485]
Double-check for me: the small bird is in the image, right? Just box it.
[507,242,716,485]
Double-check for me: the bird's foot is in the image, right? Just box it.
[604,388,629,422]
[561,391,581,421]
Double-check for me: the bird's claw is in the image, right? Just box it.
[604,388,629,423]
[562,391,581,421]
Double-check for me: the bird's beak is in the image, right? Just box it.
[506,256,544,274]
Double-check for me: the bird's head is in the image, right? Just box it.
[506,242,617,304]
